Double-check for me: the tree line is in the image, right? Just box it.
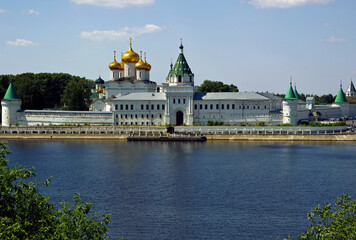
[0,73,93,111]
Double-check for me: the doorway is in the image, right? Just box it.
[176,111,184,126]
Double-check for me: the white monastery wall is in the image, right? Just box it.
[17,110,113,126]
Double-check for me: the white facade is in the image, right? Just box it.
[2,41,356,127]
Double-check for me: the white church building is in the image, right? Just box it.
[2,39,356,127]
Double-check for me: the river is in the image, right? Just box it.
[4,140,356,239]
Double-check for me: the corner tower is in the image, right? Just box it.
[282,81,298,125]
[1,80,21,126]
[333,83,349,117]
[166,39,194,86]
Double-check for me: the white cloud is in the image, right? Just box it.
[249,0,333,8]
[22,9,40,15]
[327,36,346,43]
[81,24,163,41]
[71,0,154,8]
[0,9,5,13]
[6,39,36,46]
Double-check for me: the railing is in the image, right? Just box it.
[175,126,349,135]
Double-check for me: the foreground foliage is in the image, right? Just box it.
[278,194,355,240]
[0,142,111,239]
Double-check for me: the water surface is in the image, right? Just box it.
[4,140,356,239]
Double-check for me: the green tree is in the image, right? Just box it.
[0,142,111,239]
[61,77,92,111]
[278,194,355,240]
[198,80,239,93]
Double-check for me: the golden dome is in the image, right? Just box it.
[109,51,124,70]
[98,87,104,93]
[135,52,146,70]
[122,38,139,63]
[109,59,122,70]
[144,52,151,71]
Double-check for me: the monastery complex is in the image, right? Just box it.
[2,40,356,127]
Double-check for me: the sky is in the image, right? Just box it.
[0,0,355,95]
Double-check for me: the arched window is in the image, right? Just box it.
[178,75,182,82]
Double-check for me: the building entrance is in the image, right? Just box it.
[176,111,184,126]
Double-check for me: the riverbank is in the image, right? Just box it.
[1,133,356,141]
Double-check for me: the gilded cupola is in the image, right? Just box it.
[135,51,147,70]
[144,52,151,71]
[108,51,123,70]
[122,38,139,63]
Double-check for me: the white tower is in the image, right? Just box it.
[282,82,298,125]
[1,80,21,127]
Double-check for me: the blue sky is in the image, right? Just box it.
[1,0,355,95]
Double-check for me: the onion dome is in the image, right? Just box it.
[144,52,151,71]
[122,38,139,63]
[95,76,105,84]
[135,51,147,70]
[98,87,104,93]
[109,51,124,70]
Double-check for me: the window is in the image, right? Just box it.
[115,105,118,110]
[178,75,182,82]
[183,99,186,104]
[178,99,181,104]
[205,104,208,109]
[121,114,123,118]
[141,104,144,110]
[265,106,267,109]
[130,114,133,118]
[139,72,142,78]
[210,104,213,109]
[151,105,154,110]
[146,105,149,110]
[195,104,197,110]
[151,114,154,118]
[222,104,225,110]
[141,114,144,118]
[120,105,123,110]
[258,106,260,109]
[131,105,133,110]
[125,114,127,119]
[173,99,176,104]
[125,105,128,110]
[253,106,255,109]
[115,114,118,118]
[160,114,162,119]
[216,104,219,109]
[157,104,160,110]
[135,114,137,119]
[243,106,245,109]
[232,104,235,109]
[247,106,249,109]
[239,105,241,109]
[146,114,149,118]
[162,105,165,110]
[200,104,202,109]
[227,104,230,110]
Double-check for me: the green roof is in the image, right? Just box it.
[168,45,193,78]
[285,84,297,99]
[3,80,20,100]
[294,87,300,99]
[90,92,99,99]
[95,77,105,84]
[334,86,347,103]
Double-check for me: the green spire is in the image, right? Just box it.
[285,81,297,99]
[3,80,20,100]
[293,84,300,99]
[334,84,347,103]
[168,41,194,78]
